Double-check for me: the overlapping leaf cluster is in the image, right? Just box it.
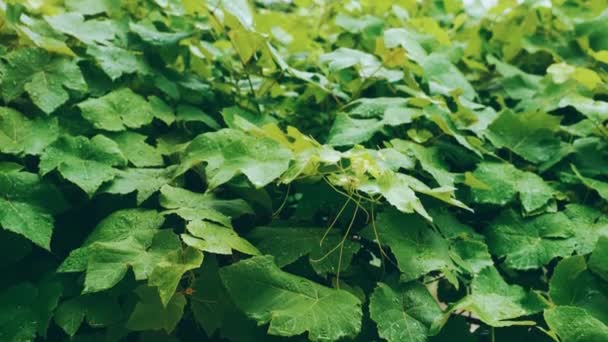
[1,0,608,341]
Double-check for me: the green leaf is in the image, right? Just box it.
[129,21,192,46]
[549,256,608,324]
[220,255,362,341]
[544,306,608,342]
[77,88,155,131]
[178,129,292,189]
[248,226,361,275]
[589,236,608,282]
[0,107,59,155]
[320,48,403,82]
[383,28,428,64]
[487,210,576,270]
[571,164,608,202]
[64,0,117,15]
[59,209,165,273]
[54,293,122,337]
[81,230,184,294]
[452,267,548,327]
[87,44,149,80]
[108,131,164,167]
[45,13,120,44]
[391,139,456,187]
[175,104,221,129]
[430,208,493,274]
[470,162,554,212]
[39,135,127,195]
[373,172,430,220]
[0,48,87,113]
[103,167,177,204]
[182,220,259,255]
[326,113,382,146]
[369,281,443,342]
[191,255,234,336]
[563,204,608,254]
[363,209,452,281]
[486,110,564,164]
[219,0,255,30]
[0,280,63,342]
[126,286,186,333]
[159,185,253,227]
[148,245,203,306]
[421,53,476,100]
[0,170,67,249]
[558,95,608,127]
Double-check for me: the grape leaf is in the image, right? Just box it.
[220,255,362,341]
[0,170,68,249]
[0,107,59,155]
[248,226,361,275]
[549,256,608,324]
[470,162,554,212]
[0,48,87,113]
[126,286,186,333]
[451,267,548,327]
[486,110,564,164]
[108,131,164,167]
[487,210,576,270]
[77,88,155,131]
[103,167,177,204]
[589,237,608,282]
[178,129,292,189]
[362,209,452,281]
[182,220,260,256]
[544,306,608,342]
[45,13,120,44]
[39,135,127,195]
[158,185,253,227]
[370,281,443,342]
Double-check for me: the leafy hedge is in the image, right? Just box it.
[1,0,608,341]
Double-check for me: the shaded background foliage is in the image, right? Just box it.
[1,0,608,341]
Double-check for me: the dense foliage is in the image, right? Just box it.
[1,0,608,341]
